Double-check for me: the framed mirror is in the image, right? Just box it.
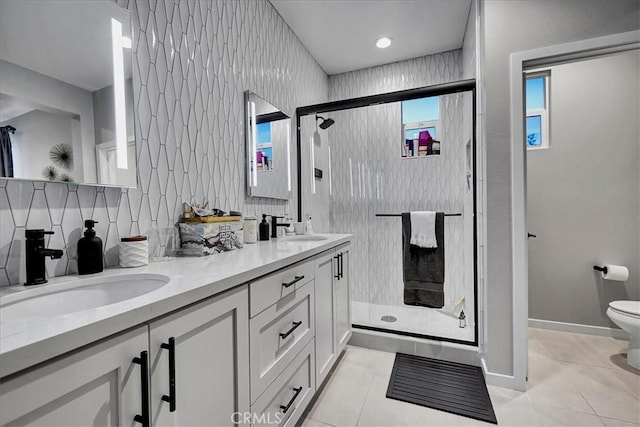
[0,0,137,187]
[245,91,291,200]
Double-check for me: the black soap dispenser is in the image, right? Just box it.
[259,214,270,241]
[78,220,103,275]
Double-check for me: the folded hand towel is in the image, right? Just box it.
[410,211,437,248]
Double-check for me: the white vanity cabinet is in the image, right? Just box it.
[314,242,352,386]
[0,326,149,427]
[335,243,351,352]
[0,287,250,427]
[0,236,352,427]
[149,285,250,427]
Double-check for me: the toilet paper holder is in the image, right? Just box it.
[593,265,608,273]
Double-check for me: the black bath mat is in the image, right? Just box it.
[386,353,497,424]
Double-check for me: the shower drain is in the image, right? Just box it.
[381,315,397,323]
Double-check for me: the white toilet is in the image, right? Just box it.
[607,300,640,370]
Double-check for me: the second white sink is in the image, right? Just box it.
[0,273,170,323]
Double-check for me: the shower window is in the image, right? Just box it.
[401,96,440,157]
[525,71,550,149]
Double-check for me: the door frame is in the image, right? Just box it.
[509,30,640,391]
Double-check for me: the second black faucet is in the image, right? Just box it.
[270,215,290,238]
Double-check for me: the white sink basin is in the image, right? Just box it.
[0,273,170,322]
[285,235,329,241]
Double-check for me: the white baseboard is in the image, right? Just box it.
[480,358,526,391]
[528,318,628,340]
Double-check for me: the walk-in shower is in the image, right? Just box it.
[298,80,477,345]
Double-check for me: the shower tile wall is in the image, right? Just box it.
[0,0,328,286]
[318,49,475,327]
[328,95,474,318]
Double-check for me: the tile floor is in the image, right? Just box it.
[302,328,640,426]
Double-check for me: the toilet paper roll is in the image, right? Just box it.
[602,264,629,281]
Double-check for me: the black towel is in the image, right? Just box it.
[402,212,445,308]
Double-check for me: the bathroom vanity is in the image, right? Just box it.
[0,235,351,427]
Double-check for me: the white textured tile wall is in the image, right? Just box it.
[309,50,476,331]
[0,0,328,286]
[327,95,474,314]
[328,51,461,101]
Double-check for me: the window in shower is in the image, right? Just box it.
[401,96,440,157]
[525,71,550,149]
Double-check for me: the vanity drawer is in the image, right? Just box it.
[249,258,314,317]
[250,281,314,402]
[250,339,316,427]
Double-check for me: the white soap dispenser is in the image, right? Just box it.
[284,212,295,236]
[305,214,313,235]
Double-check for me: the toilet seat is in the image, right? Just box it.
[609,300,640,319]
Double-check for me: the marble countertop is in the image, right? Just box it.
[0,234,352,378]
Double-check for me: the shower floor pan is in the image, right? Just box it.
[351,302,474,342]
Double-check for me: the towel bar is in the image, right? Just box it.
[375,213,462,217]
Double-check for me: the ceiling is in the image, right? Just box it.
[0,0,131,92]
[270,0,472,75]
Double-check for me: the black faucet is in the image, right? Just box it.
[25,229,64,286]
[270,216,290,238]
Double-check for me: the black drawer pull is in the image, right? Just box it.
[132,351,150,427]
[279,321,303,339]
[161,337,176,412]
[334,255,340,279]
[280,387,303,414]
[339,252,344,279]
[282,275,305,288]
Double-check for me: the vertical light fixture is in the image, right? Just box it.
[286,121,291,192]
[250,101,258,187]
[328,146,332,196]
[349,158,353,198]
[310,136,316,194]
[112,18,131,169]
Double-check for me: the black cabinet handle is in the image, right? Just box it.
[528,233,537,238]
[338,252,344,279]
[334,255,340,279]
[282,275,304,288]
[161,337,176,412]
[132,351,150,427]
[279,387,303,414]
[279,321,303,339]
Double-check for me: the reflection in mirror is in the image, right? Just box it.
[245,91,291,200]
[0,0,137,187]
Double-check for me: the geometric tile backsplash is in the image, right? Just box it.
[0,0,328,286]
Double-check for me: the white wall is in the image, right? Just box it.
[527,50,640,327]
[0,110,76,181]
[0,60,96,182]
[481,0,640,377]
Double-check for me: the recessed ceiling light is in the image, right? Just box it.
[376,36,392,49]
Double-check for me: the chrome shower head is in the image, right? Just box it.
[316,115,335,130]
